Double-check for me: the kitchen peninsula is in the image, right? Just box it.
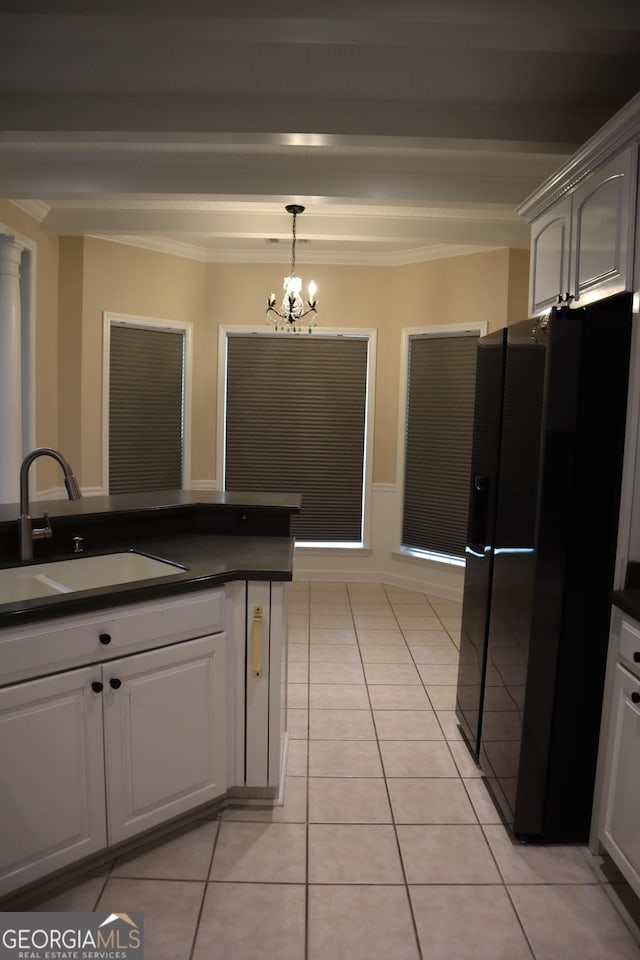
[0,490,300,899]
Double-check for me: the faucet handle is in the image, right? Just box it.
[33,511,53,541]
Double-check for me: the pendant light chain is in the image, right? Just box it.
[290,208,297,277]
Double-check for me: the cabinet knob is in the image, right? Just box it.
[633,652,640,663]
[631,692,640,705]
[109,678,122,690]
[91,681,104,693]
[99,633,111,645]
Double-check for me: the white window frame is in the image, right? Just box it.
[395,322,487,567]
[217,324,377,551]
[102,311,193,495]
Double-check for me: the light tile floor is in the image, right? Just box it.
[11,581,640,959]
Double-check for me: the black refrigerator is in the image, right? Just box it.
[455,293,632,842]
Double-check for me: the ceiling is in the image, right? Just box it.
[1,2,639,265]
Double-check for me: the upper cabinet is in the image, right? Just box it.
[572,149,635,307]
[529,196,572,315]
[527,147,637,316]
[518,91,640,318]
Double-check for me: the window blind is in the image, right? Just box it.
[402,333,478,558]
[109,323,184,494]
[225,334,368,542]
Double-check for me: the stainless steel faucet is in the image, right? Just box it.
[19,447,82,562]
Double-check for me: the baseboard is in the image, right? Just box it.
[291,482,465,599]
[81,487,104,498]
[292,565,463,600]
[34,485,105,501]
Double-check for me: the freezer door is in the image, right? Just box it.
[478,319,547,828]
[456,329,506,756]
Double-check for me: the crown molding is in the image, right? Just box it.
[92,234,211,262]
[9,199,50,222]
[389,243,503,266]
[93,233,505,267]
[517,89,640,222]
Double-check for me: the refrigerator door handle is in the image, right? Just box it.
[468,474,489,551]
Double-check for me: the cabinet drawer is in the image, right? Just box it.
[620,618,640,678]
[0,588,224,685]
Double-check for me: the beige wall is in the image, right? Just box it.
[506,248,531,324]
[0,203,531,496]
[79,238,208,487]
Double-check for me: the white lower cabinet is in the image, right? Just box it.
[104,633,227,843]
[0,580,288,897]
[0,632,228,897]
[0,667,106,896]
[601,662,640,896]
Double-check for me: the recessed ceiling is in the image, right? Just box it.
[1,2,639,264]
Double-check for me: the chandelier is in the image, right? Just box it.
[267,204,318,333]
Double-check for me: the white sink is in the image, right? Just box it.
[0,552,186,606]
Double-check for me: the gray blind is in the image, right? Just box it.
[225,335,368,542]
[402,333,478,558]
[109,323,184,494]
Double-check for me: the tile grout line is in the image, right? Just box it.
[304,584,310,960]
[352,582,425,960]
[186,818,222,960]
[91,874,111,911]
[389,585,547,960]
[392,586,539,958]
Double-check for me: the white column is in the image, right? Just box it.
[0,237,23,504]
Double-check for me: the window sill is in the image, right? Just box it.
[392,547,465,568]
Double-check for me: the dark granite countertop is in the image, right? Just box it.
[610,590,640,622]
[0,533,295,628]
[0,489,302,526]
[0,492,300,628]
[609,561,640,623]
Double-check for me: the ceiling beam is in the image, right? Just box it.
[41,207,530,248]
[0,95,612,146]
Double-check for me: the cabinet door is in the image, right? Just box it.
[528,196,572,316]
[571,148,635,305]
[104,633,227,843]
[602,663,640,898]
[0,667,106,896]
